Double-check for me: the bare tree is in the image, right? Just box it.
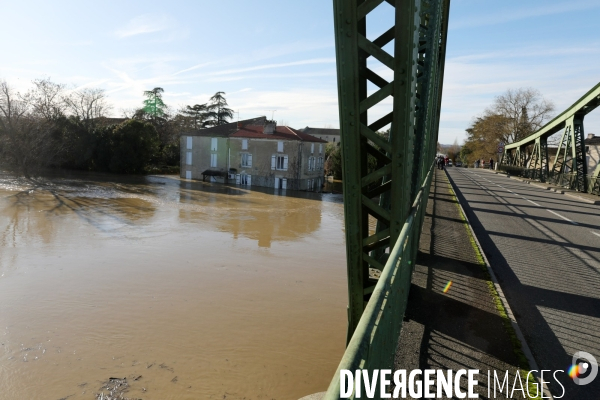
[486,88,555,143]
[0,81,60,177]
[64,87,111,121]
[30,78,67,121]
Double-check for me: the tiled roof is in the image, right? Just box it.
[230,125,327,143]
[183,116,267,137]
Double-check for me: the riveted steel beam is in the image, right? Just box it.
[333,0,433,341]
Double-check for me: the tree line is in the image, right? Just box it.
[0,78,233,177]
[459,88,555,166]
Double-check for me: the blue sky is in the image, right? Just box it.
[1,0,599,144]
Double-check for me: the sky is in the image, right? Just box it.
[1,0,599,144]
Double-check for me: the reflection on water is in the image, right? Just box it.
[0,171,347,400]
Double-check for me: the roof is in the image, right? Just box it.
[585,135,600,145]
[183,116,267,137]
[301,127,340,136]
[230,125,327,143]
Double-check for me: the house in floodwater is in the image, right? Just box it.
[180,117,327,191]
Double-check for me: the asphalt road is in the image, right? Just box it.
[446,167,600,400]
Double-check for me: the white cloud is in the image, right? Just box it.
[211,58,336,76]
[114,14,186,40]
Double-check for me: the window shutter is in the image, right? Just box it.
[311,143,314,154]
[271,155,276,170]
[282,178,287,190]
[247,175,251,186]
[236,174,241,184]
[242,139,248,150]
[211,138,218,151]
[186,151,192,165]
[319,144,323,154]
[247,154,252,167]
[187,136,192,149]
[278,141,283,152]
[283,155,288,170]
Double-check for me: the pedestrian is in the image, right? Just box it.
[475,160,479,168]
[489,158,494,170]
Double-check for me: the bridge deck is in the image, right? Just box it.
[447,167,600,399]
[394,168,523,398]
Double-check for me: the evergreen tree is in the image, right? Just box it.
[142,87,167,119]
[206,92,233,126]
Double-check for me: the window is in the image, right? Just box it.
[186,136,192,149]
[277,141,284,152]
[210,153,217,167]
[241,153,252,167]
[311,143,315,154]
[319,144,323,154]
[237,174,251,186]
[186,151,192,166]
[318,157,323,170]
[242,139,248,150]
[211,137,218,151]
[308,156,315,171]
[272,155,288,171]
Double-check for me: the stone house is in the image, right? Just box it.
[585,133,600,176]
[180,117,327,190]
[300,127,341,144]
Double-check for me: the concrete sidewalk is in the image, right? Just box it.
[394,169,532,399]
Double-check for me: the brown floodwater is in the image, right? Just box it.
[0,171,348,400]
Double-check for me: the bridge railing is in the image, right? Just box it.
[322,164,434,400]
[497,165,600,195]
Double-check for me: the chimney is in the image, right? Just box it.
[237,121,242,129]
[263,120,276,134]
[588,133,595,140]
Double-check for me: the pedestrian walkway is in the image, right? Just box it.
[394,169,531,399]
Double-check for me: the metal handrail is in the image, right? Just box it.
[323,165,434,399]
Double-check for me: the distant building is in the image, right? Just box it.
[181,118,327,191]
[585,133,600,175]
[300,127,340,144]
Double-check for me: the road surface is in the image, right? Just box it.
[446,167,600,399]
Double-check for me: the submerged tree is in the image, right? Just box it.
[0,80,63,177]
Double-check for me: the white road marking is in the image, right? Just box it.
[547,209,578,225]
[592,231,600,238]
[526,199,541,206]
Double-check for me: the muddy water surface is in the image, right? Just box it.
[0,172,348,400]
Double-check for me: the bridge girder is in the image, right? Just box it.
[501,83,600,192]
[333,0,449,341]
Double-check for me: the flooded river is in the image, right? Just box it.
[0,172,348,400]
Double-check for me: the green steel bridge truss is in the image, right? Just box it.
[500,82,600,194]
[324,0,450,397]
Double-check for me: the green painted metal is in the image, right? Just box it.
[501,82,600,191]
[324,166,434,400]
[326,0,449,397]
